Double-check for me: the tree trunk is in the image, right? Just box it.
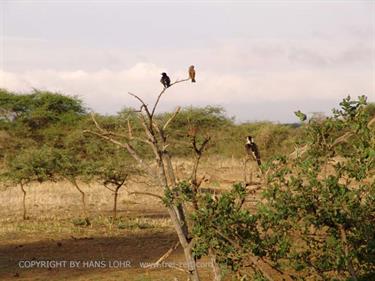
[156,155,197,279]
[175,204,189,239]
[209,248,222,281]
[163,153,190,239]
[20,183,27,220]
[113,186,120,220]
[71,179,86,215]
[167,207,200,281]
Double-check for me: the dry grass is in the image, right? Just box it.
[0,158,260,281]
[0,156,253,216]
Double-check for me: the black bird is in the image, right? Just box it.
[245,136,261,166]
[160,72,171,88]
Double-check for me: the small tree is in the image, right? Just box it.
[2,146,59,219]
[55,129,102,216]
[96,149,141,220]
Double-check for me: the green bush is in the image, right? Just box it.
[259,96,375,280]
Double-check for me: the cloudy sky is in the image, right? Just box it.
[0,0,374,122]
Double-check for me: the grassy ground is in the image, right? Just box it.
[0,157,259,281]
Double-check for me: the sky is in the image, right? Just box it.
[0,0,374,123]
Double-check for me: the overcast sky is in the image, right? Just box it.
[0,0,374,122]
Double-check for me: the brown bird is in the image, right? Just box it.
[189,65,196,82]
[245,136,261,166]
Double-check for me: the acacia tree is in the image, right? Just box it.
[55,129,103,217]
[85,78,206,281]
[2,146,59,219]
[0,89,85,145]
[0,90,91,215]
[96,146,141,220]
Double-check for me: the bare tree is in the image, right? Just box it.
[84,78,202,281]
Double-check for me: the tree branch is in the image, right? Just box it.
[151,78,190,117]
[103,183,115,193]
[128,191,163,200]
[128,92,152,117]
[83,129,155,177]
[163,107,181,131]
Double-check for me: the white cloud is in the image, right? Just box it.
[1,62,373,122]
[1,35,374,122]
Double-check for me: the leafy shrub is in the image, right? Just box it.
[258,96,375,280]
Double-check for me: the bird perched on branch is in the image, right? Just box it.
[189,65,196,82]
[160,72,171,88]
[245,136,261,166]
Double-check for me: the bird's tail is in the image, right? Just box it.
[191,79,196,83]
[256,158,261,166]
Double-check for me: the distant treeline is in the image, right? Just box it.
[1,89,374,165]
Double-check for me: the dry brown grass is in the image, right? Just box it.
[0,157,260,281]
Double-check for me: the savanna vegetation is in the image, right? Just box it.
[0,86,374,281]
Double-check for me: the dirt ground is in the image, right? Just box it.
[0,158,258,281]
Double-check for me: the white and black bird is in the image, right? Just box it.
[245,136,261,166]
[160,72,171,88]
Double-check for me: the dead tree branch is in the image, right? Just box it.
[163,107,181,131]
[128,92,152,119]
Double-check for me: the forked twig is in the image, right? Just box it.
[128,92,152,118]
